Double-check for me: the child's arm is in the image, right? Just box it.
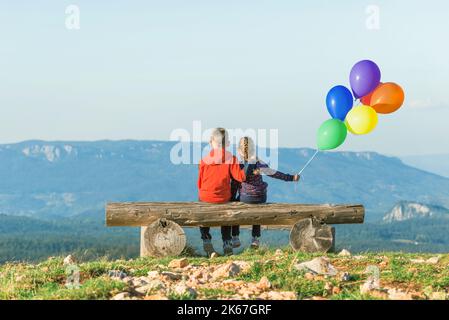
[230,163,244,201]
[257,160,299,182]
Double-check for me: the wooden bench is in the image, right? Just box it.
[105,202,364,257]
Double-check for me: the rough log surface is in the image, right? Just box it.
[289,218,335,253]
[106,202,364,227]
[141,219,186,257]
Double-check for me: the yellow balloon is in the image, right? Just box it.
[344,119,356,134]
[345,105,378,135]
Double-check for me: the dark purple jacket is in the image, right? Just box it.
[231,160,295,203]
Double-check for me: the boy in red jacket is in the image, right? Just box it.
[198,128,246,256]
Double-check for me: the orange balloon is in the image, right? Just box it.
[370,82,405,114]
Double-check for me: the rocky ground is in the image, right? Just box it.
[1,247,449,300]
[109,253,296,300]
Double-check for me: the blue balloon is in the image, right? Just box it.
[326,85,354,121]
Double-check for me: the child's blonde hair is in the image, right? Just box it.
[238,137,257,162]
[210,128,229,148]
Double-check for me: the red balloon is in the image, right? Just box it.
[360,82,382,105]
[360,94,372,105]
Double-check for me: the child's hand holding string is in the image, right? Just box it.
[293,174,300,193]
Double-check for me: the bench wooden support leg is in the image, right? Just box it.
[289,218,335,253]
[140,219,186,258]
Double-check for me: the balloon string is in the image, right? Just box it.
[298,150,319,175]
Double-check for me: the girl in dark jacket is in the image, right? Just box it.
[231,137,300,249]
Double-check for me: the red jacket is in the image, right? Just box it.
[198,149,246,203]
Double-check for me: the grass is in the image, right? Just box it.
[0,248,448,300]
[198,288,235,299]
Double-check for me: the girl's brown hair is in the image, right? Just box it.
[238,136,256,162]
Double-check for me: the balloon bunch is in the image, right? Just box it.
[316,60,405,151]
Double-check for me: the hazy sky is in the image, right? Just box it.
[1,0,448,156]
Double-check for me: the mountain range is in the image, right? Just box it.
[1,140,449,222]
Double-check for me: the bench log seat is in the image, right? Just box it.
[105,202,364,257]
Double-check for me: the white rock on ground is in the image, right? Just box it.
[168,258,189,269]
[132,278,148,287]
[233,261,252,273]
[172,283,197,298]
[111,292,131,300]
[212,262,242,279]
[147,271,160,279]
[257,276,271,290]
[429,291,447,300]
[274,249,283,256]
[134,280,166,295]
[410,256,440,264]
[426,256,440,264]
[294,257,337,276]
[387,288,413,300]
[63,255,75,266]
[360,277,380,295]
[338,249,351,257]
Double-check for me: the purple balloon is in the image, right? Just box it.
[349,60,381,99]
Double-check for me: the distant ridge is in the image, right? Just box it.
[1,140,449,222]
[383,201,449,223]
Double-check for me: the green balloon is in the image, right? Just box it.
[316,119,347,151]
